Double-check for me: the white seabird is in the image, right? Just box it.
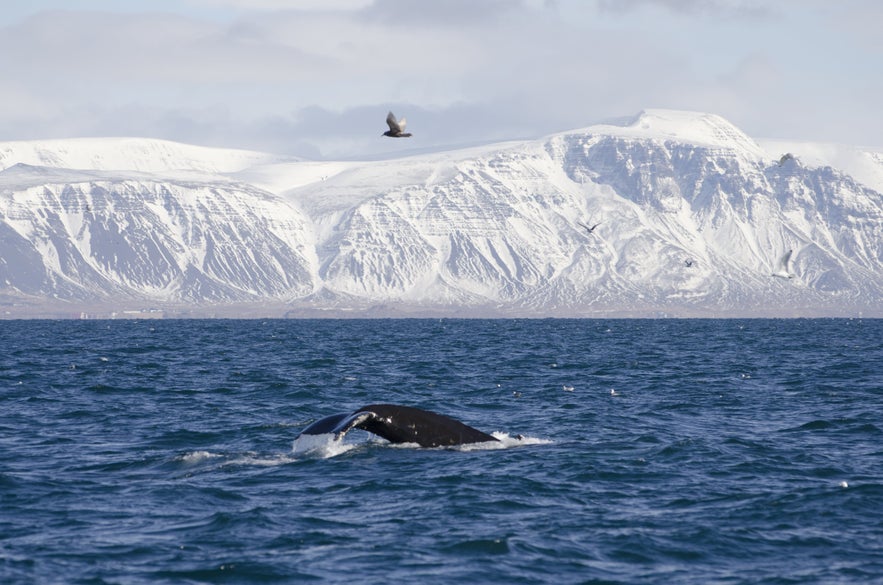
[771,249,795,279]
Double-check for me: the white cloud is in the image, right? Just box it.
[185,0,373,10]
[0,1,880,156]
[593,0,773,18]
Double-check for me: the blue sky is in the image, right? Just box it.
[1,0,880,158]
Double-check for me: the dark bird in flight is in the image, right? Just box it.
[684,259,694,268]
[777,153,795,166]
[578,221,601,235]
[383,111,412,137]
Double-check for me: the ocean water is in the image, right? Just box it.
[1,318,881,584]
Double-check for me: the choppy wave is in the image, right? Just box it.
[1,318,882,585]
[291,433,361,459]
[291,431,552,458]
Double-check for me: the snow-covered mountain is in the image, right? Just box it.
[1,110,881,317]
[0,137,287,174]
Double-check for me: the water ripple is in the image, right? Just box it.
[0,318,881,584]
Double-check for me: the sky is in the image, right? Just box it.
[1,0,881,159]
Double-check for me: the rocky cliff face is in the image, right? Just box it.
[1,110,881,317]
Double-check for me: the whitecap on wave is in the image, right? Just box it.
[293,431,551,457]
[291,432,361,459]
[225,453,299,467]
[454,432,553,451]
[178,450,223,464]
[176,449,297,469]
[179,432,550,467]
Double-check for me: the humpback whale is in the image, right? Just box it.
[297,404,498,448]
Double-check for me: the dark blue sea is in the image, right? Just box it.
[1,319,881,584]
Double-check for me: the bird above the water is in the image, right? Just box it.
[383,111,412,138]
[578,221,601,235]
[771,249,795,279]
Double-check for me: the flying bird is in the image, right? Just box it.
[777,153,795,166]
[578,221,601,235]
[383,111,412,138]
[771,249,795,279]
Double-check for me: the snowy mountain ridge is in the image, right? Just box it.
[1,109,881,317]
[0,136,291,175]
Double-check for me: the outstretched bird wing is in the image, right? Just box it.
[771,249,795,278]
[386,111,403,133]
[779,249,793,271]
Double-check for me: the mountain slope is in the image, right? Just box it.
[0,137,289,174]
[1,110,881,317]
[0,165,315,307]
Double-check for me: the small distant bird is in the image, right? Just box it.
[777,153,795,166]
[578,221,601,235]
[383,111,412,138]
[771,249,795,279]
[684,259,694,268]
